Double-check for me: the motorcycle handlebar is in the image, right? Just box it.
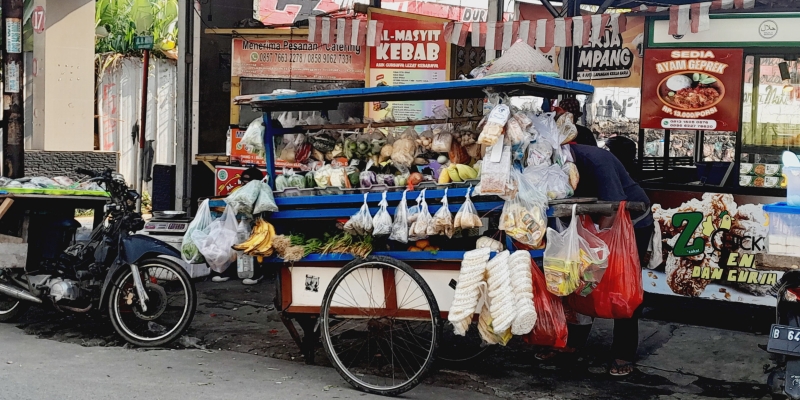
[75,168,98,178]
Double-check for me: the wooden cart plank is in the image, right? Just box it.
[0,198,14,221]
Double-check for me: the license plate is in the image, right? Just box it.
[768,324,800,356]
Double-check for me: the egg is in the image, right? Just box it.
[666,74,693,91]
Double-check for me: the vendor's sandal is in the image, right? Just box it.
[609,360,634,377]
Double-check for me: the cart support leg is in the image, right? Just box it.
[297,316,320,365]
[280,312,304,351]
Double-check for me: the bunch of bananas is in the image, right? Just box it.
[232,219,276,257]
[439,164,479,184]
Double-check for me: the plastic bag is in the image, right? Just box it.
[562,162,580,191]
[236,219,254,279]
[372,192,393,236]
[391,128,418,168]
[454,187,482,229]
[408,189,432,240]
[428,188,454,238]
[648,226,663,270]
[523,164,573,200]
[479,144,512,195]
[569,202,644,319]
[477,104,510,146]
[182,199,213,263]
[574,216,610,296]
[277,111,299,128]
[53,176,75,187]
[432,129,453,153]
[30,177,59,188]
[504,112,530,146]
[556,112,578,145]
[500,170,548,249]
[530,112,558,142]
[192,205,239,273]
[543,205,582,296]
[225,180,261,217]
[254,177,279,214]
[241,118,266,157]
[526,139,553,167]
[343,193,374,236]
[523,260,569,348]
[389,190,410,243]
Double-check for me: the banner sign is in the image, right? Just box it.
[367,10,449,129]
[648,192,781,307]
[573,16,644,88]
[231,38,366,81]
[640,48,744,131]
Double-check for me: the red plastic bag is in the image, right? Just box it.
[524,260,568,348]
[568,201,643,319]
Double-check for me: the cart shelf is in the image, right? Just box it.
[265,249,545,263]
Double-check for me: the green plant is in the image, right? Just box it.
[95,0,178,57]
[141,190,153,214]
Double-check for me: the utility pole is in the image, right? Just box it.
[2,0,23,178]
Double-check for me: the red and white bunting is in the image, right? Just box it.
[307,17,379,47]
[635,0,753,34]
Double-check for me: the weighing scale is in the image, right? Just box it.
[142,211,210,278]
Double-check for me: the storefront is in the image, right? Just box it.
[638,12,800,306]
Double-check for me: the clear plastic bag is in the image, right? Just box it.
[556,112,578,145]
[235,219,254,279]
[572,215,610,296]
[500,170,548,249]
[277,111,299,128]
[477,104,510,146]
[254,177,278,214]
[504,112,531,146]
[241,117,266,157]
[225,180,261,217]
[408,189,432,241]
[428,188,454,238]
[343,193,374,236]
[531,112,558,142]
[372,192,393,236]
[454,187,483,229]
[182,199,213,264]
[391,127,418,168]
[543,205,582,296]
[479,144,512,195]
[432,129,453,153]
[523,164,573,200]
[526,139,554,167]
[30,177,59,188]
[192,205,239,273]
[389,190,410,243]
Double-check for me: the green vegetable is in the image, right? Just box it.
[288,174,305,189]
[181,243,204,263]
[395,176,407,187]
[692,72,700,81]
[305,172,316,188]
[348,172,360,187]
[275,175,289,191]
[668,91,675,97]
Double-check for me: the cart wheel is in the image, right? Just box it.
[321,256,440,396]
[437,321,494,363]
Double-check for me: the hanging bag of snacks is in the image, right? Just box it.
[479,143,512,195]
[543,205,582,296]
[500,170,548,249]
[389,190,410,243]
[372,192,393,236]
[429,188,454,238]
[454,186,482,230]
[343,193,374,236]
[478,104,510,146]
[409,189,433,241]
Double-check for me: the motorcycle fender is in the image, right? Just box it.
[98,235,182,311]
[786,359,800,399]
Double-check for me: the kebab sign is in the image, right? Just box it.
[640,49,744,131]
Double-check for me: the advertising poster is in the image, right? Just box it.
[367,9,450,132]
[231,38,365,81]
[229,128,266,166]
[215,166,268,196]
[640,48,744,131]
[572,16,644,88]
[647,191,782,306]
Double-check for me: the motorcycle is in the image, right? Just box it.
[0,168,196,347]
[766,271,800,399]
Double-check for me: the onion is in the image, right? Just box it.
[408,172,423,188]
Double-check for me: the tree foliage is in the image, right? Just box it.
[95,0,178,57]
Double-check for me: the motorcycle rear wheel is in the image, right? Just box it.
[108,257,196,347]
[0,294,28,322]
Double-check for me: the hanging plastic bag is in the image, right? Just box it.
[530,112,558,142]
[182,199,213,263]
[391,127,419,168]
[372,192,393,236]
[192,205,239,273]
[277,111,299,128]
[573,215,610,297]
[225,180,261,218]
[527,138,553,167]
[569,202,644,319]
[236,219,255,279]
[523,260,569,348]
[429,188,454,238]
[556,112,578,145]
[254,177,279,214]
[343,193,374,236]
[477,104,510,146]
[409,189,433,240]
[648,226,663,270]
[523,164,573,200]
[500,170,548,249]
[241,118,266,158]
[432,129,453,153]
[389,190,410,243]
[543,205,582,296]
[479,144,512,195]
[454,187,482,230]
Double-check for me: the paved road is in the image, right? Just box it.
[0,323,495,400]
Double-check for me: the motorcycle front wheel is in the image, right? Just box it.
[108,257,196,347]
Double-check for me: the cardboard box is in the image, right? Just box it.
[229,127,266,166]
[215,165,267,196]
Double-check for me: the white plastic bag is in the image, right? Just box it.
[543,205,582,296]
[241,118,266,157]
[478,105,510,146]
[390,190,410,243]
[524,164,574,200]
[192,205,239,273]
[480,144,512,195]
[182,199,213,264]
[372,192,393,236]
[500,170,548,248]
[344,193,374,236]
[225,180,261,217]
[254,178,279,214]
[428,188,454,238]
[235,219,254,279]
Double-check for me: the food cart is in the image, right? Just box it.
[227,73,646,396]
